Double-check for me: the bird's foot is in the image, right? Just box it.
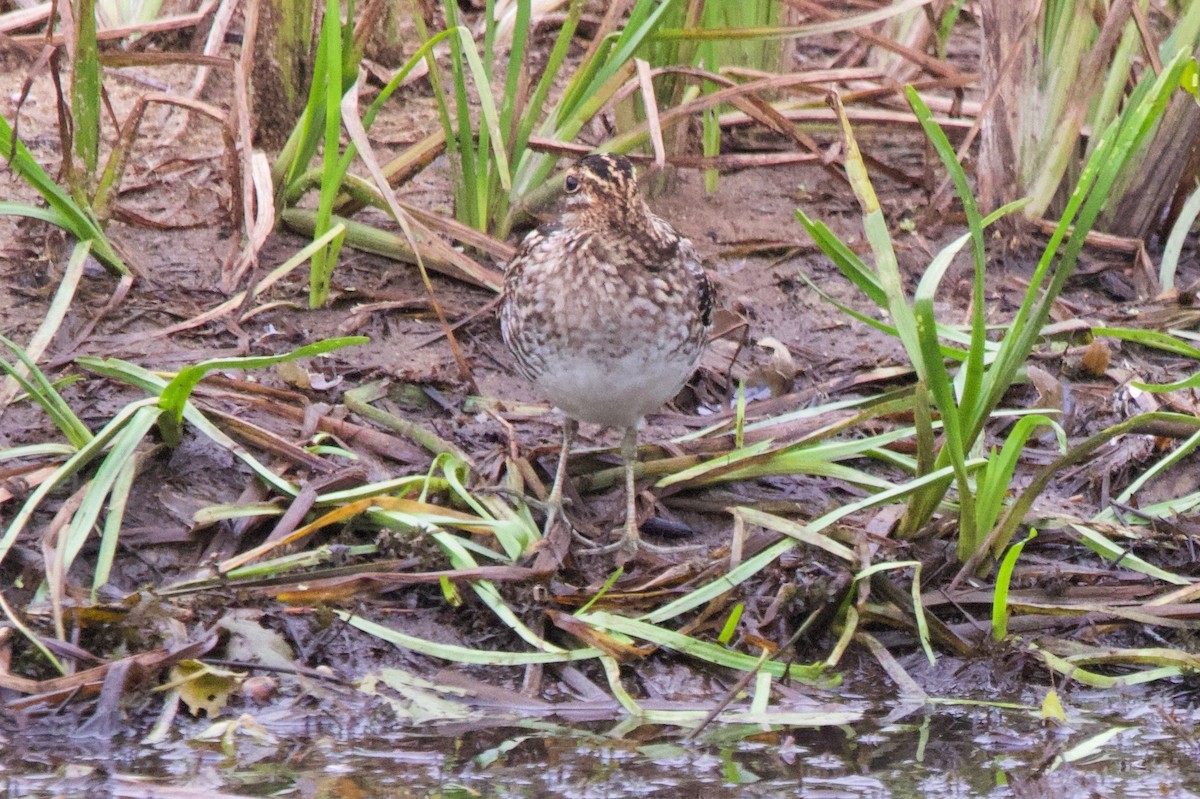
[541,495,575,541]
[575,522,704,560]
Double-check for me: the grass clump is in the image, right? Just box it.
[797,50,1196,564]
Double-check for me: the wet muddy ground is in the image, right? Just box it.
[4,11,1200,799]
[5,685,1200,797]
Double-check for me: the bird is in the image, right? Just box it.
[500,153,714,558]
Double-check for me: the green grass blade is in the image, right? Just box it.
[689,451,900,491]
[93,443,149,598]
[306,29,459,213]
[75,357,300,497]
[0,201,72,229]
[1133,370,1200,392]
[453,26,512,192]
[734,507,855,562]
[432,532,562,652]
[275,13,331,193]
[72,0,102,186]
[58,405,158,586]
[906,86,990,428]
[0,334,93,448]
[912,234,973,546]
[0,124,127,274]
[0,397,160,570]
[832,97,922,371]
[0,591,65,675]
[507,0,675,221]
[581,610,828,681]
[984,411,1200,559]
[440,0,478,228]
[340,610,600,665]
[975,415,1065,538]
[439,458,537,560]
[510,0,583,185]
[0,443,76,461]
[978,49,1193,447]
[992,529,1036,640]
[854,560,935,665]
[156,336,367,444]
[655,439,775,487]
[499,0,530,137]
[648,462,979,626]
[1092,326,1200,359]
[644,538,795,624]
[309,0,348,307]
[1093,426,1200,523]
[1067,523,1189,584]
[793,212,885,306]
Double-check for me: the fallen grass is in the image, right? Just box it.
[4,3,1200,745]
[266,0,986,310]
[0,336,365,638]
[1,4,242,277]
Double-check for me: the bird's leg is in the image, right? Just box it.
[542,417,577,538]
[576,425,641,556]
[579,424,705,558]
[617,424,642,557]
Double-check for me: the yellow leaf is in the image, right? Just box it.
[1041,687,1066,725]
[168,661,236,717]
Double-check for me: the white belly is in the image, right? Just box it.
[532,347,699,428]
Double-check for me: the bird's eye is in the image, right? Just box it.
[564,175,580,193]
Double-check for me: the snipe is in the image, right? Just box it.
[500,154,713,558]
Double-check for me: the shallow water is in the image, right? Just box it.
[4,688,1199,798]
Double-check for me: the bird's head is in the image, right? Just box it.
[562,154,640,216]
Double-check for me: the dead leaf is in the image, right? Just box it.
[168,660,240,717]
[1080,339,1111,377]
[219,612,295,670]
[747,336,799,397]
[1026,364,1064,411]
[275,361,311,390]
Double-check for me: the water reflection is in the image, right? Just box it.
[3,697,1198,798]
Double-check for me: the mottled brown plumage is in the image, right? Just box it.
[501,154,713,557]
